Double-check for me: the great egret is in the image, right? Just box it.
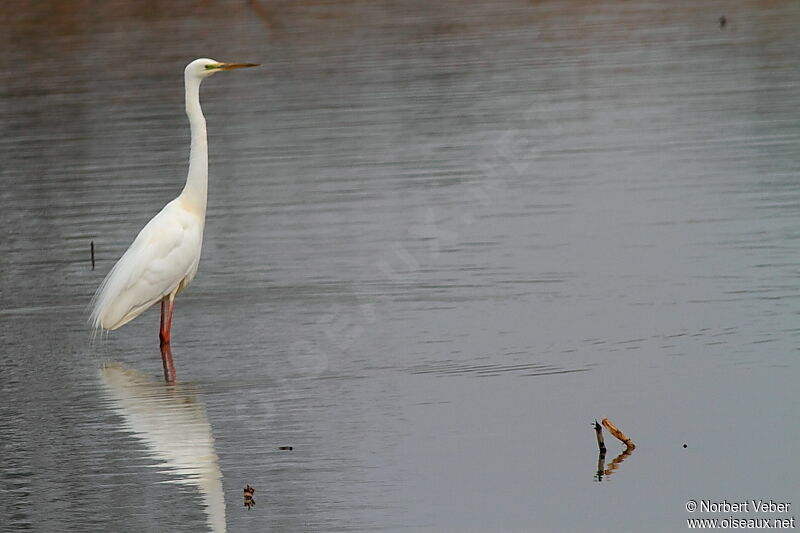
[91,58,258,382]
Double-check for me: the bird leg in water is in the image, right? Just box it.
[159,296,177,382]
[160,343,177,383]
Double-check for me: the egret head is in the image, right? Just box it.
[185,58,259,81]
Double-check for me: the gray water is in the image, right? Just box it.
[2,1,799,531]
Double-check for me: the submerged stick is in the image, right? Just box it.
[593,420,606,454]
[602,417,635,450]
[90,240,95,270]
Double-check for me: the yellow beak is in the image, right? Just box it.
[217,62,259,71]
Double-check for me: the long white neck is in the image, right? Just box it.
[179,74,208,216]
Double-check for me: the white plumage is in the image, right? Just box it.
[91,198,203,330]
[90,58,257,342]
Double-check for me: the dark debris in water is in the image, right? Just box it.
[243,485,255,510]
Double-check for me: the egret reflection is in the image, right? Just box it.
[99,363,226,532]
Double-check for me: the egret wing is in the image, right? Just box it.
[91,200,203,330]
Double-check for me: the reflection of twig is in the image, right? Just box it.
[595,446,635,482]
[605,447,634,476]
[595,449,607,482]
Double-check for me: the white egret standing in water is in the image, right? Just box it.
[91,58,258,382]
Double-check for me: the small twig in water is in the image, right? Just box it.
[601,417,635,450]
[593,419,606,454]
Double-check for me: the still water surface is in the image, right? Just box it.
[2,1,800,531]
